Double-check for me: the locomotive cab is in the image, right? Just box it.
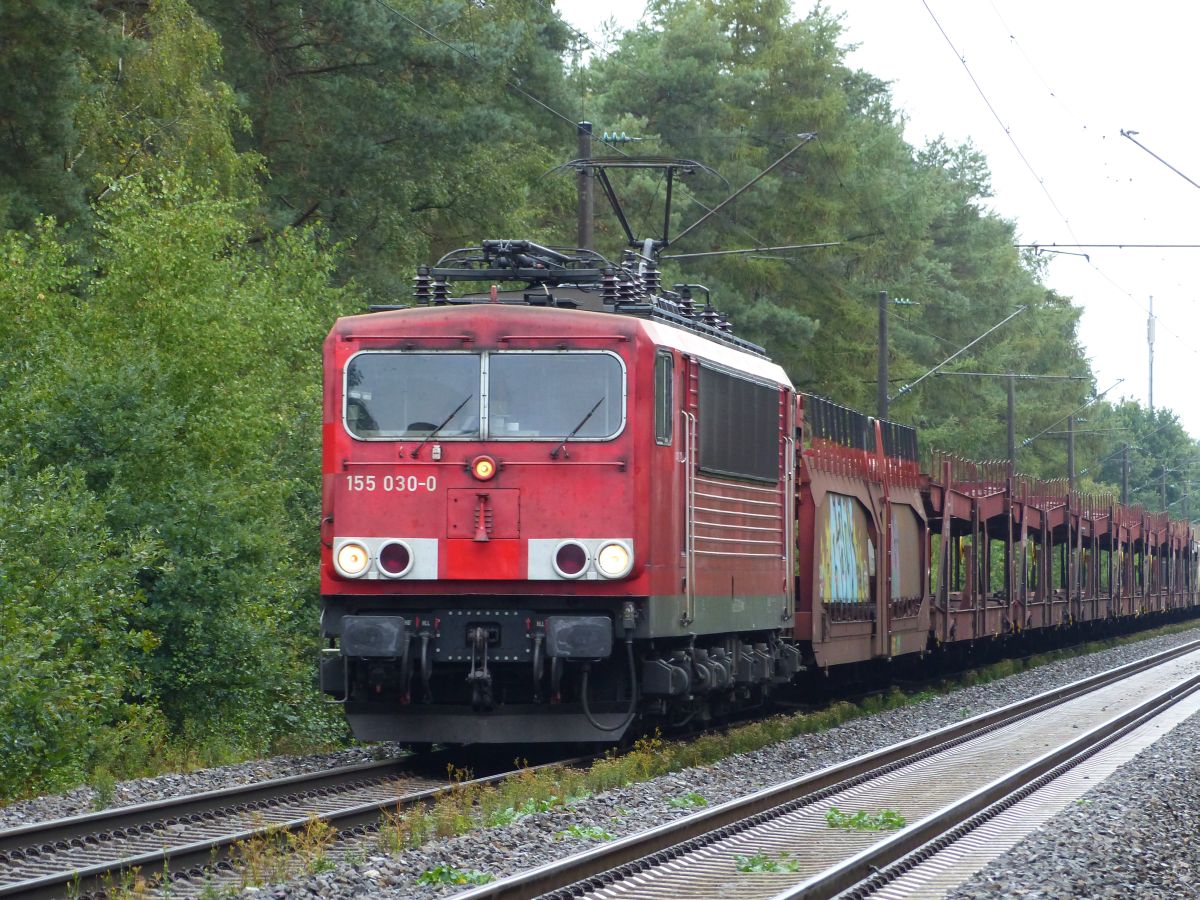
[320,301,657,743]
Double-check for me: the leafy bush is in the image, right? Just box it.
[0,10,351,791]
[0,454,156,798]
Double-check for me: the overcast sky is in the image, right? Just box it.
[554,0,1200,442]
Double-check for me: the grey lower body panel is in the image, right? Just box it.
[346,707,633,744]
[636,593,788,639]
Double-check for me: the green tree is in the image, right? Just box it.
[12,172,347,747]
[0,222,167,798]
[1085,402,1200,513]
[0,1,114,227]
[0,453,157,798]
[0,1,352,793]
[192,0,578,299]
[74,0,260,208]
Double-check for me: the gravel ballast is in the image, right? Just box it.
[5,625,1200,898]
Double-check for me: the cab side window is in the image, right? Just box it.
[654,351,673,445]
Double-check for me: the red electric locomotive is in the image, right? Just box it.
[319,239,1198,746]
[319,241,807,743]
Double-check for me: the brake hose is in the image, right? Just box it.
[580,638,637,732]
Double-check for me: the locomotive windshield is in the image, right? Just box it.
[345,352,481,439]
[487,352,624,440]
[343,350,625,441]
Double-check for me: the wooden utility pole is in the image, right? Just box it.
[1122,444,1130,505]
[576,122,593,250]
[1007,373,1016,473]
[1067,415,1075,492]
[878,291,889,421]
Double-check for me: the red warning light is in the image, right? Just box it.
[471,455,497,481]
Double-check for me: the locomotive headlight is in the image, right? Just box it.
[596,542,633,579]
[335,541,371,578]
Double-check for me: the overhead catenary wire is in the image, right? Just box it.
[890,305,1028,400]
[1129,467,1200,498]
[933,371,1090,380]
[985,0,1082,123]
[974,24,1200,350]
[661,241,841,260]
[360,0,819,279]
[920,0,1077,239]
[526,0,835,264]
[922,0,1200,394]
[528,3,868,269]
[371,0,839,283]
[832,11,1192,381]
[1020,243,1200,251]
[364,0,806,267]
[669,134,818,246]
[523,0,659,82]
[380,0,1199,394]
[1075,419,1184,478]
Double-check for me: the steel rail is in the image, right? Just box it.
[0,756,412,855]
[0,753,587,899]
[452,637,1200,900]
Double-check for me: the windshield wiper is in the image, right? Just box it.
[410,395,472,458]
[550,397,605,460]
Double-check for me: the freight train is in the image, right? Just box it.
[318,239,1197,744]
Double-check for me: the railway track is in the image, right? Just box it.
[0,750,577,899]
[451,637,1200,900]
[4,636,1197,898]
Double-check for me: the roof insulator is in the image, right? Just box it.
[432,274,451,305]
[413,265,432,305]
